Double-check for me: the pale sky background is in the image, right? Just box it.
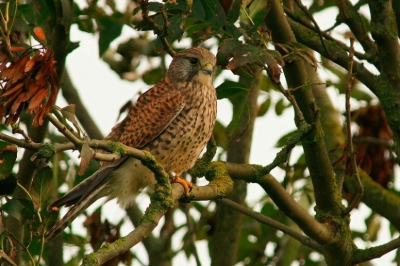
[53,1,398,265]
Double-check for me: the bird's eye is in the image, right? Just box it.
[189,58,198,64]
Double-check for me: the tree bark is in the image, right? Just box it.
[210,72,260,265]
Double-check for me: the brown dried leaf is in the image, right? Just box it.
[10,93,25,114]
[78,139,93,176]
[23,80,43,101]
[24,52,40,72]
[44,86,58,112]
[61,104,78,125]
[1,82,24,97]
[10,46,26,52]
[0,53,8,62]
[32,108,46,126]
[28,89,47,110]
[4,88,23,107]
[0,105,4,120]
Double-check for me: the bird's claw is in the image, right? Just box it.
[171,176,193,196]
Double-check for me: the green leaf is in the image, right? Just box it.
[98,16,124,56]
[2,198,35,223]
[0,175,17,196]
[30,166,53,211]
[227,0,241,23]
[165,16,184,43]
[275,98,286,116]
[0,145,17,179]
[226,101,251,141]
[215,80,249,99]
[165,0,205,20]
[226,44,264,70]
[199,0,226,28]
[213,120,228,150]
[257,97,271,116]
[248,0,269,28]
[275,129,299,148]
[18,4,38,24]
[77,17,95,33]
[217,38,242,67]
[142,68,166,85]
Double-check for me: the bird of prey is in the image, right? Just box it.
[45,47,217,241]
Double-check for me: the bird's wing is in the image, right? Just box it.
[106,79,185,148]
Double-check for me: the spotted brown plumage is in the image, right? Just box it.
[44,47,217,241]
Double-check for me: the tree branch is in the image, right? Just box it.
[218,198,323,252]
[344,38,363,214]
[336,0,378,61]
[287,17,378,93]
[353,237,400,264]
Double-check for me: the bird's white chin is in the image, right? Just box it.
[193,72,213,86]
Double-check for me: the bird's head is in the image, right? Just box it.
[166,47,216,85]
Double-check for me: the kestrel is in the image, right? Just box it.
[45,47,217,241]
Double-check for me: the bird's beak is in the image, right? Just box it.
[201,63,214,75]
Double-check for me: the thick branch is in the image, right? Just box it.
[266,0,343,215]
[345,169,400,230]
[221,162,333,245]
[336,0,378,59]
[367,0,400,161]
[287,17,378,93]
[352,237,400,264]
[218,198,323,252]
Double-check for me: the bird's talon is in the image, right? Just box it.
[171,176,193,197]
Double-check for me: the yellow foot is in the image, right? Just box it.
[171,176,193,196]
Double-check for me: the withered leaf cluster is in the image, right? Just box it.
[0,48,59,126]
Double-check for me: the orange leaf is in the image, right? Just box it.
[28,89,47,110]
[23,80,43,101]
[11,55,30,83]
[1,82,24,97]
[25,52,40,72]
[0,104,4,119]
[1,67,17,80]
[10,93,25,114]
[0,53,8,62]
[44,86,58,112]
[10,46,26,52]
[4,90,21,108]
[33,27,46,42]
[32,108,45,126]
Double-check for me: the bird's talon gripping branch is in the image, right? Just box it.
[171,175,193,196]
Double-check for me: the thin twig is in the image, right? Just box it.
[283,7,373,61]
[0,250,17,266]
[3,229,35,266]
[183,204,201,266]
[0,9,14,60]
[344,38,363,215]
[292,0,330,57]
[262,65,307,125]
[217,198,323,252]
[353,237,400,264]
[12,125,32,143]
[46,113,82,147]
[140,0,175,56]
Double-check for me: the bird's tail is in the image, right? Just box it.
[44,156,129,241]
[44,181,107,241]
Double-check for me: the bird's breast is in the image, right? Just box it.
[146,83,217,174]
